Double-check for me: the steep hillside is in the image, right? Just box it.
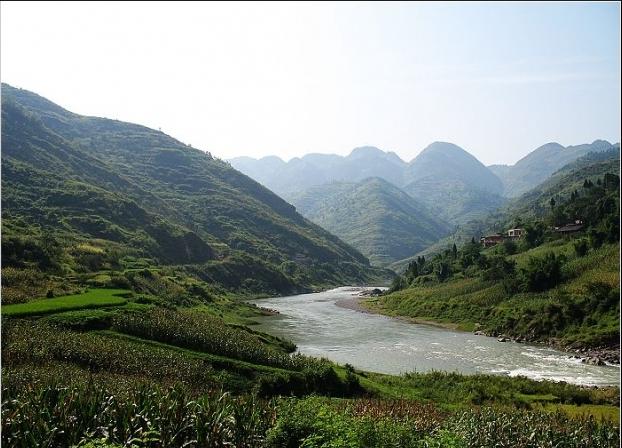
[1,84,388,295]
[491,140,617,197]
[376,153,620,351]
[507,148,620,220]
[290,177,451,266]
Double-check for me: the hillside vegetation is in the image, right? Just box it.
[1,83,389,300]
[391,147,621,272]
[289,177,451,266]
[489,140,617,197]
[375,167,620,351]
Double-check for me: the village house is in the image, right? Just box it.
[480,234,504,248]
[554,220,584,235]
[507,228,524,239]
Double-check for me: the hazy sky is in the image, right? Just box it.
[1,2,620,165]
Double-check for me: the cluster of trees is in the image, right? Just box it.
[391,173,619,294]
[391,239,566,295]
[550,173,619,243]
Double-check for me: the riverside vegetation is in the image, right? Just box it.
[1,85,620,447]
[375,167,620,359]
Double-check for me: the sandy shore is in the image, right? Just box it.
[334,296,373,314]
[334,295,462,330]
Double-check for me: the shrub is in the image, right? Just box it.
[501,238,517,255]
[519,252,565,292]
[574,238,589,257]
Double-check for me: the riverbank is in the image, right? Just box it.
[335,295,463,331]
[350,293,620,366]
[249,287,620,386]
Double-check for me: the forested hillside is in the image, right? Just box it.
[1,83,388,300]
[489,140,617,197]
[289,177,451,266]
[375,155,620,353]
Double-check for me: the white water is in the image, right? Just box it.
[249,287,620,387]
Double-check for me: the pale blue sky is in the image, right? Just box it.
[1,2,620,165]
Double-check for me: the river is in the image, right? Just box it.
[248,286,620,387]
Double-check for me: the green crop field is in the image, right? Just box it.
[1,289,131,317]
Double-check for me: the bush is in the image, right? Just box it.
[481,255,516,282]
[501,239,517,255]
[573,238,589,257]
[523,222,546,249]
[589,229,606,249]
[519,252,565,292]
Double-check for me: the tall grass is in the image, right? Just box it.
[112,308,295,369]
[2,383,275,448]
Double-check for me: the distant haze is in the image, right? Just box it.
[1,2,620,165]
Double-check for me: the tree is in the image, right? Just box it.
[461,239,483,268]
[452,243,458,259]
[523,222,545,249]
[390,275,408,292]
[588,228,606,249]
[482,254,516,282]
[603,173,619,190]
[520,253,565,292]
[502,238,517,255]
[550,197,556,210]
[435,261,451,282]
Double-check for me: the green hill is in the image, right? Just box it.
[289,177,451,266]
[1,83,388,297]
[392,147,621,272]
[507,148,621,221]
[403,142,505,224]
[490,140,618,197]
[374,151,620,351]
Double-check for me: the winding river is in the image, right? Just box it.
[249,287,620,387]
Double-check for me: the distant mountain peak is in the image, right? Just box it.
[535,142,564,151]
[589,139,612,148]
[348,146,385,158]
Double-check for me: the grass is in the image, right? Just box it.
[2,301,619,447]
[1,289,131,317]
[542,404,620,424]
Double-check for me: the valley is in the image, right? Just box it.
[1,84,620,447]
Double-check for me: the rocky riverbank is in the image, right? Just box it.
[474,330,620,366]
[355,295,620,367]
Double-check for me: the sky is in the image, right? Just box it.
[1,2,620,165]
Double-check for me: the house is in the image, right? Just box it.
[507,228,524,239]
[480,234,504,248]
[554,220,584,235]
